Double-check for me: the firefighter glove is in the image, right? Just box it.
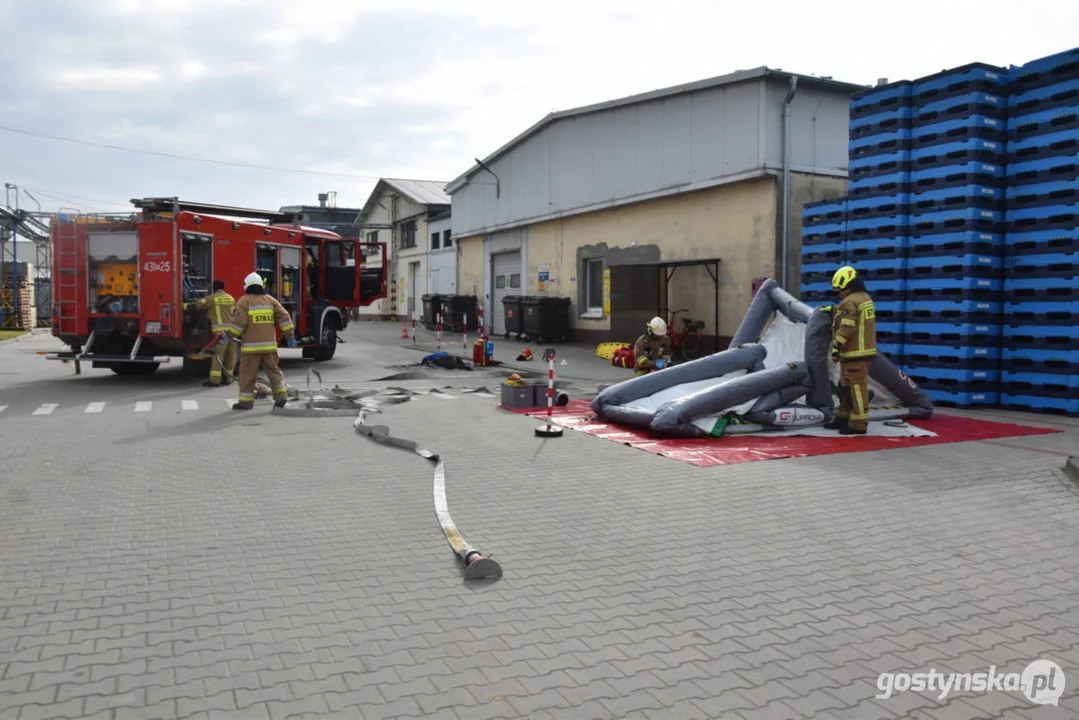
[287,337,297,348]
[655,359,666,369]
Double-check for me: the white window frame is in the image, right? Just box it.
[581,257,604,319]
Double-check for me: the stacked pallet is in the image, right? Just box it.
[800,198,848,305]
[1001,48,1079,416]
[846,79,914,361]
[0,280,35,330]
[798,45,1079,415]
[904,63,1011,407]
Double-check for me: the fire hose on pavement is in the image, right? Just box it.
[263,368,504,582]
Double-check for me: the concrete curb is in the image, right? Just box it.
[1065,456,1079,483]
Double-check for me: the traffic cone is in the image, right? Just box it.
[400,322,409,339]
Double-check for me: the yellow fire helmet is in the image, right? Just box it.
[832,265,857,291]
[503,373,526,387]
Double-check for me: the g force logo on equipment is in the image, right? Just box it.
[876,659,1066,706]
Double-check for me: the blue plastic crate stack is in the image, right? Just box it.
[845,79,915,363]
[902,63,1011,408]
[1001,47,1079,416]
[800,198,847,305]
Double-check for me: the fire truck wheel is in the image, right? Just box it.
[312,325,337,361]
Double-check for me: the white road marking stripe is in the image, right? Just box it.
[85,402,106,414]
[430,392,458,400]
[0,405,7,415]
[224,399,235,410]
[33,404,58,415]
[135,401,152,412]
[182,400,199,411]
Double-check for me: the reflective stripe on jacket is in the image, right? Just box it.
[192,290,236,333]
[831,290,877,360]
[226,291,295,353]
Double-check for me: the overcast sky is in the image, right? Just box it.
[1,0,1076,216]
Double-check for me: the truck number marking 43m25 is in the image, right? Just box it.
[142,260,172,273]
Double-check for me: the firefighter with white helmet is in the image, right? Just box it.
[632,316,672,376]
[825,265,877,435]
[225,271,297,410]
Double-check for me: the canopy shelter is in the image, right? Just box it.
[607,257,721,355]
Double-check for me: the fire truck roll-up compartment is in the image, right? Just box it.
[46,197,388,377]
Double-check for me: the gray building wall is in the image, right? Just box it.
[449,72,861,238]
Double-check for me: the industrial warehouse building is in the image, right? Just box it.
[446,66,868,346]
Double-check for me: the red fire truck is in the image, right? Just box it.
[47,197,387,375]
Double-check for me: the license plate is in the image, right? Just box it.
[145,321,162,334]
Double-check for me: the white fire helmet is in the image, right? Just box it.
[647,316,667,336]
[244,271,264,288]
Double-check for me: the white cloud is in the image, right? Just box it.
[0,0,1077,213]
[46,66,163,92]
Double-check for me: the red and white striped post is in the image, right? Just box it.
[411,317,416,346]
[478,301,485,336]
[463,318,468,352]
[437,307,443,349]
[535,348,564,438]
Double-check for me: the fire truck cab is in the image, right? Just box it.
[48,197,387,375]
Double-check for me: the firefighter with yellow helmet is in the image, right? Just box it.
[825,265,877,434]
[225,272,297,410]
[632,316,672,376]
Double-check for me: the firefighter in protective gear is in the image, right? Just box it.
[226,272,297,410]
[183,279,237,387]
[632,316,672,376]
[825,265,877,435]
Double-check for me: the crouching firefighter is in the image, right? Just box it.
[226,272,297,410]
[826,266,877,435]
[633,316,672,377]
[183,279,237,387]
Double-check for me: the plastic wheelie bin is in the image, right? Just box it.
[521,296,572,342]
[444,294,479,332]
[421,294,441,329]
[502,295,525,339]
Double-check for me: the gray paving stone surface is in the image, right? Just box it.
[1,328,1078,719]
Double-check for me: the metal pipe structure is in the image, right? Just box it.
[4,184,19,325]
[780,76,798,292]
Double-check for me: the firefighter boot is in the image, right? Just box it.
[839,426,866,435]
[825,386,850,430]
[232,402,253,411]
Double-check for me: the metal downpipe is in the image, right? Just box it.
[781,76,798,292]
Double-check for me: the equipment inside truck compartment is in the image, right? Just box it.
[256,244,279,296]
[279,246,302,324]
[181,231,213,302]
[88,231,138,314]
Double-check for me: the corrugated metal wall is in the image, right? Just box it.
[452,77,853,238]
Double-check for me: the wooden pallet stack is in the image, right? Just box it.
[1,280,35,330]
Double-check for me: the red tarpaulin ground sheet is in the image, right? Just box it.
[511,400,1060,467]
